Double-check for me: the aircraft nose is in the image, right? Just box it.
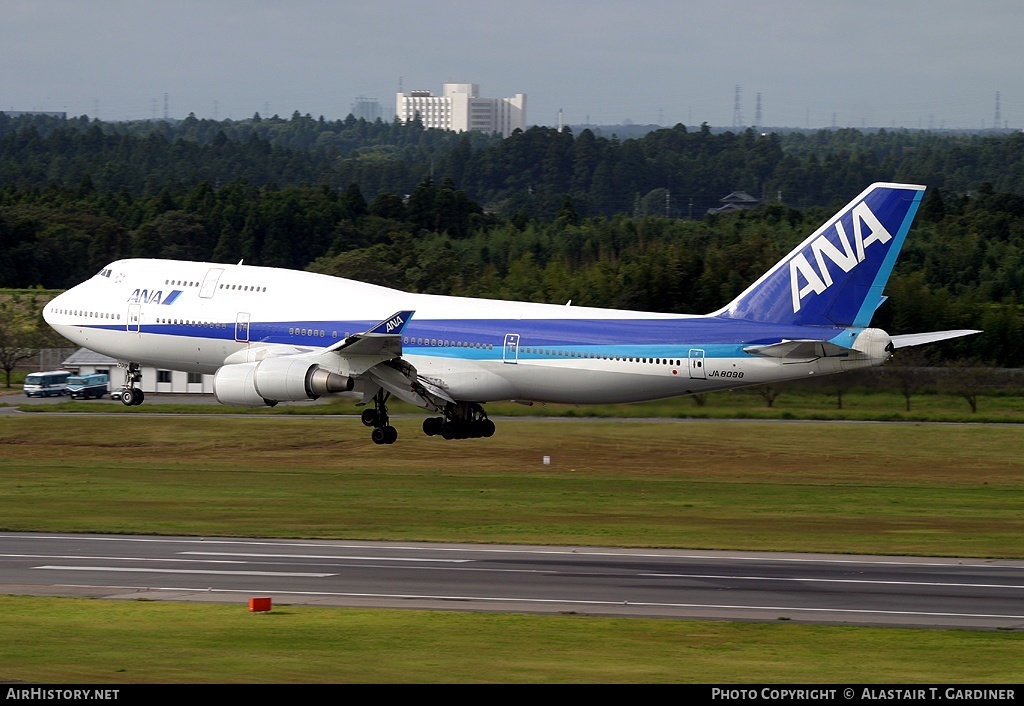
[43,287,79,328]
[43,292,64,325]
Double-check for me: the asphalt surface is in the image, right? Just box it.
[2,533,1022,630]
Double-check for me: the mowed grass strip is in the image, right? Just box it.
[1,596,1021,684]
[1,416,1021,556]
[15,390,1024,423]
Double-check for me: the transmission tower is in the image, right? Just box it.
[994,91,1001,129]
[754,93,762,131]
[733,85,744,128]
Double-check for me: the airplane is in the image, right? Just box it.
[43,182,979,444]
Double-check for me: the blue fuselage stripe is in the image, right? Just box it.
[87,317,850,360]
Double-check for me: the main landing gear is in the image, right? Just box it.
[361,390,398,445]
[362,395,494,444]
[422,402,495,440]
[118,363,144,407]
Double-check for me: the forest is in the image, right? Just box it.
[0,111,1022,366]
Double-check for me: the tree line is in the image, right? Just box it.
[5,111,1024,217]
[0,112,1022,366]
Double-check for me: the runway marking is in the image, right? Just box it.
[2,553,245,564]
[642,573,1024,590]
[35,566,334,578]
[4,553,535,574]
[48,583,1024,622]
[179,551,471,563]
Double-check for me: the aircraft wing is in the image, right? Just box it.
[320,310,449,411]
[364,359,454,410]
[890,330,982,348]
[744,339,858,360]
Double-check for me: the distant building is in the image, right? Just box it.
[707,191,761,214]
[396,83,526,138]
[1,110,67,119]
[350,96,383,122]
[61,348,213,395]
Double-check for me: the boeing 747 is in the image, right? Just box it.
[44,183,979,444]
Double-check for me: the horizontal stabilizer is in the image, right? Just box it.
[744,339,857,360]
[890,329,981,349]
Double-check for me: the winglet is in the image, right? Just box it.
[365,311,414,336]
[325,311,414,356]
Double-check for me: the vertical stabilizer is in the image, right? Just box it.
[715,183,925,327]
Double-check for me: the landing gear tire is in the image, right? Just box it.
[429,403,494,440]
[121,388,145,406]
[119,363,144,407]
[371,425,398,445]
[361,408,378,427]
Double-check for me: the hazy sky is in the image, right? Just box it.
[4,0,1023,129]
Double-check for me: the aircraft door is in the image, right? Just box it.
[235,312,251,343]
[127,304,140,333]
[688,348,706,379]
[199,268,224,299]
[503,333,520,364]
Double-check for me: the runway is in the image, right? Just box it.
[2,532,1022,630]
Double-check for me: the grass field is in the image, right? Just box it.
[1,413,1022,683]
[1,415,1023,555]
[3,596,1022,683]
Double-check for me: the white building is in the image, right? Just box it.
[396,83,526,138]
[61,348,214,395]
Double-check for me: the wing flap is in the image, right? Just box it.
[365,360,447,411]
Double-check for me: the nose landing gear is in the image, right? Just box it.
[118,363,144,406]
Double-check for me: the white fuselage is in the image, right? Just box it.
[44,258,883,406]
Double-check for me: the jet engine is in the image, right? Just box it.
[213,358,353,407]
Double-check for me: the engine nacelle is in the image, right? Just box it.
[213,359,353,407]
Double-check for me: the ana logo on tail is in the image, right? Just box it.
[385,314,405,333]
[789,201,893,313]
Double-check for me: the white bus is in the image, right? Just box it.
[23,370,71,397]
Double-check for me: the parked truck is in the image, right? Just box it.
[67,373,109,399]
